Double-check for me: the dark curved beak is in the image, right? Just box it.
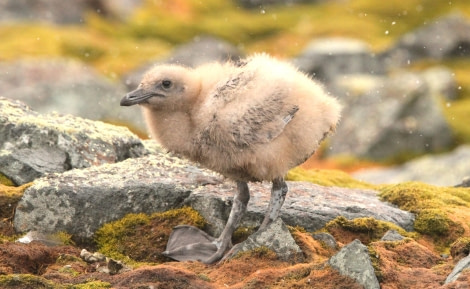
[120,88,155,106]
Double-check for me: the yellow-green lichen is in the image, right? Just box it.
[94,207,206,264]
[233,246,278,260]
[0,173,15,186]
[0,274,56,288]
[414,209,464,238]
[368,245,384,282]
[450,237,470,258]
[325,216,415,242]
[379,182,470,212]
[0,183,32,219]
[286,167,375,189]
[379,182,469,248]
[53,231,75,246]
[69,281,112,289]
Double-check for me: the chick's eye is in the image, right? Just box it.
[162,80,172,89]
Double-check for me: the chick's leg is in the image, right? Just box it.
[162,181,250,264]
[220,178,288,262]
[203,180,250,264]
[259,177,288,230]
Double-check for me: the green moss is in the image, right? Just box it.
[0,173,15,186]
[197,273,212,282]
[54,231,75,246]
[58,266,80,277]
[379,182,468,247]
[94,212,151,263]
[325,216,415,242]
[0,274,57,288]
[70,281,112,289]
[379,182,470,212]
[286,167,375,189]
[414,209,464,237]
[367,246,383,282]
[95,207,207,264]
[450,237,470,258]
[0,183,32,219]
[234,246,278,260]
[232,226,256,244]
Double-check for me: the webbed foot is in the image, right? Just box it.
[162,225,218,262]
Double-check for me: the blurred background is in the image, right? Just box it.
[1,0,469,186]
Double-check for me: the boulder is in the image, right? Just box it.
[380,13,470,68]
[123,36,244,90]
[13,147,414,242]
[380,230,405,242]
[13,152,222,241]
[353,145,470,187]
[0,97,146,185]
[0,59,145,130]
[328,70,455,160]
[312,232,338,249]
[227,217,304,262]
[292,37,385,84]
[329,239,380,289]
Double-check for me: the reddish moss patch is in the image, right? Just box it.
[371,239,449,289]
[0,242,80,275]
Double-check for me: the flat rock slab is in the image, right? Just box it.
[0,97,146,185]
[14,150,414,242]
[186,180,415,236]
[14,152,221,241]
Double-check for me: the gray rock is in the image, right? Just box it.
[328,70,454,160]
[292,37,385,84]
[0,0,93,24]
[124,36,244,90]
[13,151,221,241]
[455,177,470,188]
[185,181,415,236]
[329,239,380,289]
[380,13,470,68]
[0,97,146,185]
[312,232,338,249]
[445,253,470,284]
[353,145,470,187]
[228,217,303,262]
[99,0,143,19]
[380,230,405,242]
[0,59,145,130]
